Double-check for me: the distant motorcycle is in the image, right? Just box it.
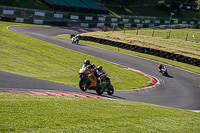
[159,66,169,77]
[71,36,79,45]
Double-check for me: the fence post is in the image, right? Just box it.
[186,32,188,41]
[124,26,125,33]
[136,28,138,35]
[24,9,26,19]
[14,7,16,18]
[152,28,155,37]
[168,30,171,39]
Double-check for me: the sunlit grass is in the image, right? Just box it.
[1,93,200,132]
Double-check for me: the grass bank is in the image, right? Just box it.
[1,93,200,132]
[82,30,200,59]
[0,21,151,90]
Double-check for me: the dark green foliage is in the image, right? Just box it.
[0,0,199,18]
[0,0,51,10]
[156,1,171,14]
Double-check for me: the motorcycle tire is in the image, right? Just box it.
[107,85,114,95]
[165,72,169,77]
[79,78,87,92]
[162,72,169,77]
[96,85,104,95]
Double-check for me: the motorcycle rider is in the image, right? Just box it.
[97,65,110,85]
[75,34,80,40]
[158,63,169,76]
[71,34,80,43]
[97,65,108,77]
[158,63,164,72]
[82,59,95,68]
[82,59,98,77]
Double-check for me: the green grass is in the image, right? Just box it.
[81,30,200,59]
[1,93,200,132]
[135,28,200,43]
[0,21,151,90]
[56,31,200,74]
[108,6,168,17]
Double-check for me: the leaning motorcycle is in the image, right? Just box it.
[79,65,104,95]
[71,37,79,45]
[100,76,114,95]
[161,67,169,77]
[78,65,114,95]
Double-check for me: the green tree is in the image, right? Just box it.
[156,1,170,14]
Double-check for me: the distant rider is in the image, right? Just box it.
[72,34,80,43]
[158,63,164,72]
[75,34,80,40]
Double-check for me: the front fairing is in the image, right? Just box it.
[162,67,167,72]
[79,67,86,74]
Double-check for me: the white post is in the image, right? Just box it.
[169,13,174,28]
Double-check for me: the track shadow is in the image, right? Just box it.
[167,75,174,78]
[76,43,86,47]
[163,75,174,78]
[86,92,126,100]
[159,73,174,78]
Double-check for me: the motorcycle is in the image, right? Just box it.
[160,66,169,77]
[71,36,79,45]
[78,65,114,95]
[100,76,114,95]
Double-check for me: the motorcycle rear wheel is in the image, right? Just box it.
[162,72,169,77]
[96,85,104,95]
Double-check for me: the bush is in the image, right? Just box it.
[156,1,170,14]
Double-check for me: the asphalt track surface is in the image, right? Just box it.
[1,25,200,110]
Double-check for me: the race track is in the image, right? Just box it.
[1,25,200,110]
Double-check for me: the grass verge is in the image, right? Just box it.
[0,93,200,132]
[0,21,151,90]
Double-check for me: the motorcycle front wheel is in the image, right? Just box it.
[79,78,88,92]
